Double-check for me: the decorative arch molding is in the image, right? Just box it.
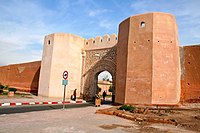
[81,46,116,101]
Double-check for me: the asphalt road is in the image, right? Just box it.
[0,102,93,115]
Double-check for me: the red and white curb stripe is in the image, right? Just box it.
[0,100,86,107]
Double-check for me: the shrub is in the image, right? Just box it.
[0,89,3,93]
[2,92,8,95]
[4,85,9,90]
[0,84,4,89]
[0,84,4,94]
[119,104,135,112]
[8,87,17,93]
[109,85,113,92]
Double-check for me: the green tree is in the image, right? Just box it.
[4,85,9,90]
[109,85,113,92]
[0,83,4,93]
[0,83,4,89]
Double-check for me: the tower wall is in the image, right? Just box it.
[125,14,153,104]
[38,35,54,96]
[39,33,85,98]
[116,12,181,105]
[115,18,130,104]
[151,13,180,104]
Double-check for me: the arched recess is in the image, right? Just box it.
[83,59,116,102]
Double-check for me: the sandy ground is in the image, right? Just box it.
[96,104,200,133]
[0,103,199,133]
[0,105,138,133]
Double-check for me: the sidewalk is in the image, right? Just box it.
[0,95,86,107]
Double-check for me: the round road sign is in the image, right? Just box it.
[63,71,68,80]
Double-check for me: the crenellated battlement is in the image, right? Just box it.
[84,34,117,50]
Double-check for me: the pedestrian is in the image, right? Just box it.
[73,89,77,101]
[103,91,107,101]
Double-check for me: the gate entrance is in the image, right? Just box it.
[81,46,116,102]
[97,71,113,103]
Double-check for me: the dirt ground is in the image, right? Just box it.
[0,103,199,132]
[96,104,200,133]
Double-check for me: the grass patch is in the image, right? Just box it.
[2,92,8,95]
[119,104,136,112]
[8,87,17,93]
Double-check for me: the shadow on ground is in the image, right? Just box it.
[0,103,93,115]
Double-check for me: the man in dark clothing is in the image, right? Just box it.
[73,89,77,101]
[103,91,107,101]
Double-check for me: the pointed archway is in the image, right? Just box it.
[97,71,113,103]
[81,47,116,102]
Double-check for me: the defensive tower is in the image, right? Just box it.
[116,12,181,105]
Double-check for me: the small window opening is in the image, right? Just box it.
[148,40,150,42]
[101,39,102,42]
[141,22,145,28]
[116,37,118,40]
[86,42,88,45]
[48,40,50,45]
[158,41,160,42]
[188,83,190,85]
[108,38,110,41]
[93,40,95,43]
[188,62,190,64]
[134,41,136,43]
[170,41,173,43]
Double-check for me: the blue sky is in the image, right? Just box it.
[0,0,200,66]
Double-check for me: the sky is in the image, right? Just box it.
[0,0,200,66]
[98,70,112,81]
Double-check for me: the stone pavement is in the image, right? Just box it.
[0,95,86,107]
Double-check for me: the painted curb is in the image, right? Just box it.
[0,100,86,107]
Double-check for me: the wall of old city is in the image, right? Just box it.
[180,45,200,102]
[0,61,41,94]
[0,12,199,104]
[81,34,117,100]
[84,34,117,51]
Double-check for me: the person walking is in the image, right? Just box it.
[73,89,77,101]
[103,91,107,101]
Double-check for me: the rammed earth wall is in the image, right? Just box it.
[0,61,41,94]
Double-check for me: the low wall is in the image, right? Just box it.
[0,61,41,94]
[180,45,200,103]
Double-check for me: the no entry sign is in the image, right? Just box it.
[63,71,68,80]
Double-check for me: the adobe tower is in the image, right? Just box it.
[38,33,85,98]
[115,12,181,105]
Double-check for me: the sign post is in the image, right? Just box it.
[62,71,68,109]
